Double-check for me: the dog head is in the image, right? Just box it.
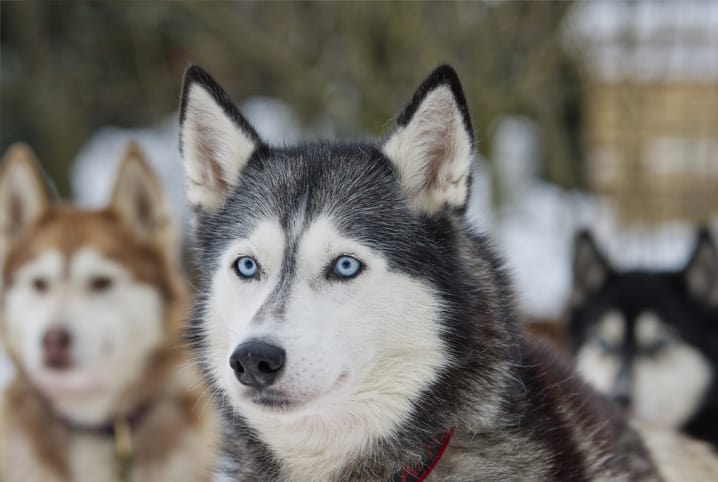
[179,64,499,443]
[569,229,718,428]
[0,142,183,425]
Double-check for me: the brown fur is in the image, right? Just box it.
[3,379,70,478]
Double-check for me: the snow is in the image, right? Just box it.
[72,115,191,234]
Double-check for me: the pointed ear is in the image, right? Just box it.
[572,230,611,304]
[683,228,718,305]
[179,65,262,215]
[0,144,53,250]
[110,142,177,255]
[382,65,475,216]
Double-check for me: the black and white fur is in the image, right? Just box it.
[180,65,662,481]
[570,229,718,446]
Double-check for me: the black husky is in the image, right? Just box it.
[570,228,718,446]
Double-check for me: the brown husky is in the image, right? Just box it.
[0,142,218,482]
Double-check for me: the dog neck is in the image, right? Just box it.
[53,400,151,437]
[391,428,454,482]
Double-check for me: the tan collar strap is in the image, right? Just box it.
[113,417,133,482]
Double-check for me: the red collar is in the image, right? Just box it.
[392,428,454,482]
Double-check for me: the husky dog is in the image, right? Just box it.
[570,229,718,446]
[0,143,218,482]
[179,63,717,481]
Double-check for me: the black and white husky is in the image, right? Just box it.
[570,229,718,447]
[179,64,716,481]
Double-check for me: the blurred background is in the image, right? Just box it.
[1,0,717,352]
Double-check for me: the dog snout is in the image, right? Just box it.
[229,341,285,388]
[43,327,73,370]
[612,365,633,410]
[613,392,632,409]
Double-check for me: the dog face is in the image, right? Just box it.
[569,230,718,428]
[180,65,476,432]
[207,214,447,415]
[0,143,179,425]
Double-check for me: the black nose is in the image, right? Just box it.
[229,341,285,388]
[43,327,73,370]
[613,392,632,410]
[613,363,632,410]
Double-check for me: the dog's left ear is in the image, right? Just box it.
[110,142,177,255]
[683,228,718,305]
[383,65,474,216]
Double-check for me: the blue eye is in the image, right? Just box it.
[233,256,259,279]
[333,255,362,279]
[596,336,615,353]
[646,336,672,355]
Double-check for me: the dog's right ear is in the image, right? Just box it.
[572,230,611,304]
[683,228,718,305]
[179,65,263,215]
[0,144,53,250]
